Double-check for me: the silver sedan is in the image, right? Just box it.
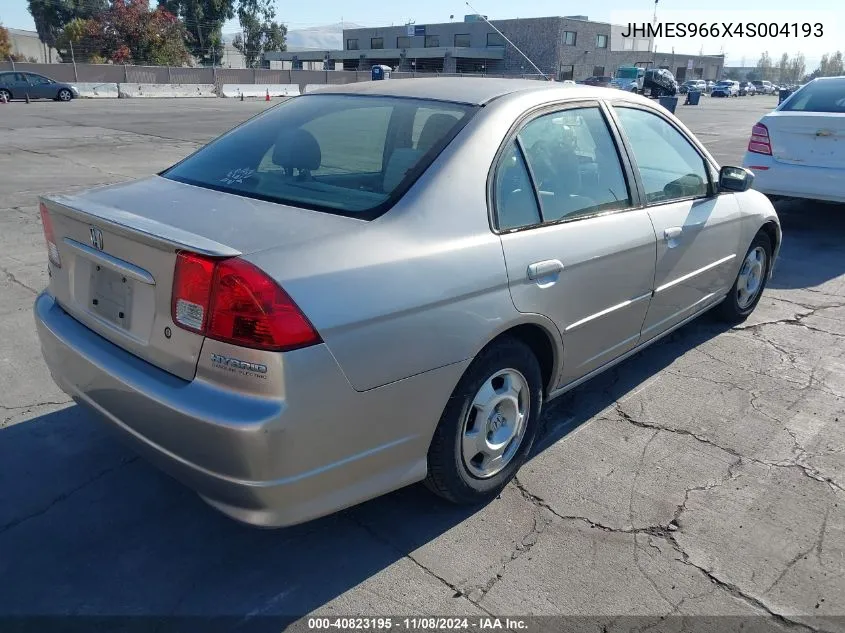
[34,79,781,527]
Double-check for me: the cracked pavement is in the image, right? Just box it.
[0,97,843,630]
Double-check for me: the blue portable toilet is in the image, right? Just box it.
[372,65,391,80]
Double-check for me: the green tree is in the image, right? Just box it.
[84,0,190,65]
[158,0,235,65]
[26,0,107,49]
[776,52,789,83]
[233,0,286,67]
[787,52,805,84]
[756,51,773,81]
[0,23,12,60]
[817,51,843,77]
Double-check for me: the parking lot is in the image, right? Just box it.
[1,93,843,630]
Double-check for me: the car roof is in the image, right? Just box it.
[305,77,600,106]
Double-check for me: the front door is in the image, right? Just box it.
[611,104,743,340]
[494,103,657,387]
[25,73,54,99]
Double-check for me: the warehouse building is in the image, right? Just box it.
[264,15,724,82]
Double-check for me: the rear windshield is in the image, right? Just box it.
[162,94,476,219]
[781,80,845,113]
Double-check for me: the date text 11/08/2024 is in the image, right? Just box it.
[307,617,529,631]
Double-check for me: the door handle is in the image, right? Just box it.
[664,227,683,241]
[527,260,564,280]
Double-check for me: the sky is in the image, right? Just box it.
[1,0,841,68]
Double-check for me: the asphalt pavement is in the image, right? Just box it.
[0,94,843,632]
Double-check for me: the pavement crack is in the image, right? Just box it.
[346,513,496,616]
[1,265,38,295]
[0,456,139,535]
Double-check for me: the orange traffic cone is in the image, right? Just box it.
[265,88,270,101]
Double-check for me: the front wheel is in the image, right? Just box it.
[0,89,11,102]
[425,337,543,505]
[57,88,73,102]
[715,231,772,323]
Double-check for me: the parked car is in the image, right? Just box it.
[752,80,775,95]
[739,82,757,96]
[679,80,706,94]
[711,80,739,97]
[0,71,78,102]
[34,79,781,527]
[584,75,613,87]
[743,76,845,204]
[642,68,679,96]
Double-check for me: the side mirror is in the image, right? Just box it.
[719,166,755,192]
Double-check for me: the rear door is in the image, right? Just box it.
[611,103,742,341]
[495,101,657,387]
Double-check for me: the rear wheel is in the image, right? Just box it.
[715,231,772,323]
[0,89,11,102]
[425,337,543,505]
[57,88,73,102]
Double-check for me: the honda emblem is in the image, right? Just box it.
[89,226,104,251]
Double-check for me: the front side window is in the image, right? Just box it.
[163,95,475,219]
[26,74,51,85]
[517,107,631,223]
[614,106,710,204]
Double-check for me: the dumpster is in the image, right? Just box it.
[371,65,392,81]
[685,90,702,106]
[778,89,793,105]
[658,95,679,114]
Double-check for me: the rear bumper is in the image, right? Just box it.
[742,155,845,204]
[34,292,466,527]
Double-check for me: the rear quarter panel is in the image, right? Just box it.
[244,93,568,392]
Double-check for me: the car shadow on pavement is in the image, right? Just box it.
[0,315,735,625]
[767,199,845,291]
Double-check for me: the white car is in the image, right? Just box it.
[742,77,845,204]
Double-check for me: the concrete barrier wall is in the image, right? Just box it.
[118,83,216,98]
[304,84,332,93]
[73,82,119,98]
[220,84,301,98]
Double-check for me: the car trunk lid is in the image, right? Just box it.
[42,176,363,380]
[766,112,845,169]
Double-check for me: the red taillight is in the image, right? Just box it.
[171,252,321,352]
[39,202,61,268]
[172,252,215,333]
[748,123,772,155]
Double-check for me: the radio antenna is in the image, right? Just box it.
[464,1,550,80]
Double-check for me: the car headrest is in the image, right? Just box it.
[417,114,458,152]
[273,128,321,171]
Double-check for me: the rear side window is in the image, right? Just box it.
[781,80,845,113]
[517,107,631,222]
[163,95,475,219]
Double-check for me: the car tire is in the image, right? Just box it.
[0,89,11,102]
[714,231,773,323]
[57,89,73,102]
[425,337,543,505]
